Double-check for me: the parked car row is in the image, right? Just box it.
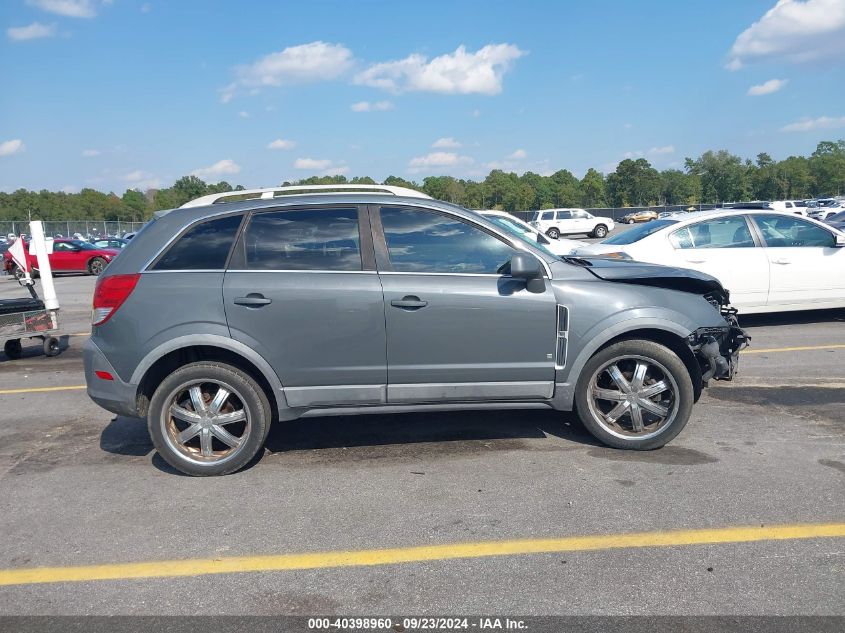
[571,209,845,314]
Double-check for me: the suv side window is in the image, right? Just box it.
[243,208,361,271]
[540,211,554,221]
[380,206,516,274]
[152,214,243,270]
[669,216,755,249]
[753,214,836,248]
[571,210,588,219]
[556,210,572,220]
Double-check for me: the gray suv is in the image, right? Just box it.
[84,185,747,476]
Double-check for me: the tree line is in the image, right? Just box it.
[0,140,842,223]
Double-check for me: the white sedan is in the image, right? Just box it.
[477,210,583,257]
[572,210,845,314]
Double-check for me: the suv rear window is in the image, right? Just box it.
[152,214,243,270]
[243,208,361,271]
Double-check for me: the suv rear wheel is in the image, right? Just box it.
[592,224,608,238]
[546,227,560,239]
[148,362,272,476]
[575,340,693,450]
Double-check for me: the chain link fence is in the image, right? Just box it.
[0,220,146,239]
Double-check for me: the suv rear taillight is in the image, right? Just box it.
[92,273,140,326]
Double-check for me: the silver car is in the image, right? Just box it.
[84,185,747,476]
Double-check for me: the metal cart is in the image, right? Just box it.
[0,280,61,359]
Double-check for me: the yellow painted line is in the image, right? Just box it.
[71,332,90,337]
[0,522,842,587]
[743,343,845,355]
[0,385,86,395]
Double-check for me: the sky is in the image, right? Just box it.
[1,0,845,193]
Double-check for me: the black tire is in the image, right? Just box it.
[546,227,560,239]
[43,336,60,357]
[88,257,107,276]
[3,339,22,360]
[626,219,635,224]
[147,362,272,476]
[574,339,694,450]
[11,265,24,281]
[592,224,608,238]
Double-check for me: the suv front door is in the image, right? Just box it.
[223,205,388,408]
[372,205,558,403]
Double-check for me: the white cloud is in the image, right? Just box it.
[294,158,332,170]
[508,149,527,159]
[471,109,481,118]
[26,0,103,18]
[0,139,25,156]
[140,2,152,12]
[408,151,473,173]
[350,100,393,112]
[293,157,348,175]
[191,159,241,180]
[727,0,845,69]
[623,145,675,159]
[221,41,353,102]
[267,138,295,150]
[432,137,462,148]
[780,115,845,132]
[748,78,788,96]
[81,148,100,157]
[238,110,250,118]
[122,170,161,189]
[354,43,525,95]
[6,22,57,41]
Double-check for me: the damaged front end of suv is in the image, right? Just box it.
[688,290,750,383]
[580,258,751,385]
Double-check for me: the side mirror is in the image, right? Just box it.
[510,252,541,279]
[509,252,545,292]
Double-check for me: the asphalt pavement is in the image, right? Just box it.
[0,266,842,616]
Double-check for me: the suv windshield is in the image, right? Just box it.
[602,219,678,245]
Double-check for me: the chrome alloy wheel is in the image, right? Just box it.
[586,355,680,440]
[161,380,251,465]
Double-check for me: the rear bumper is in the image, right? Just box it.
[83,338,141,417]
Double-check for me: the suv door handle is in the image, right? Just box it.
[234,294,272,307]
[685,258,706,264]
[390,296,428,310]
[773,258,791,265]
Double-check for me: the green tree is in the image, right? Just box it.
[606,159,661,206]
[580,168,607,207]
[809,140,845,196]
[685,150,751,203]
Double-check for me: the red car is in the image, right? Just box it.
[3,239,119,278]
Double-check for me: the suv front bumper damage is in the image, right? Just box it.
[688,314,750,383]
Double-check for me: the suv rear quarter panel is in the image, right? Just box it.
[91,272,230,383]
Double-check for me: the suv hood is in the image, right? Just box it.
[578,257,730,304]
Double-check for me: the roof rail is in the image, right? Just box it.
[180,184,431,208]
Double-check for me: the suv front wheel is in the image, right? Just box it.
[575,340,693,450]
[546,227,560,239]
[148,362,272,476]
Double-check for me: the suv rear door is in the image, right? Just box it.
[372,204,557,403]
[223,205,388,408]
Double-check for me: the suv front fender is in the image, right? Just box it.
[550,314,696,412]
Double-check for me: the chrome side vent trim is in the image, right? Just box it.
[555,305,569,369]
